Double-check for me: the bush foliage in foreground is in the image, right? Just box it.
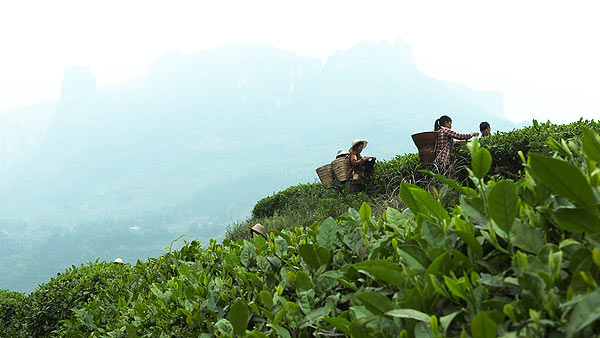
[4,121,600,337]
[4,127,597,337]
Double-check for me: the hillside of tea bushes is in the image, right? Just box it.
[3,120,600,337]
[228,119,600,240]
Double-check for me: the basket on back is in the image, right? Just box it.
[411,131,438,164]
[331,157,352,182]
[316,164,334,188]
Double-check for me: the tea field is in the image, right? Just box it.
[3,120,600,337]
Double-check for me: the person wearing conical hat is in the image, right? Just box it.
[348,139,376,193]
[251,223,267,239]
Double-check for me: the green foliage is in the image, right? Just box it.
[9,127,589,336]
[0,289,27,337]
[7,120,600,337]
[453,118,600,179]
[26,261,131,337]
[235,120,600,244]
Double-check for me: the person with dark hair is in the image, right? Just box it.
[434,115,479,166]
[479,122,491,136]
[348,139,376,193]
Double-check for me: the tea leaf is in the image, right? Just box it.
[355,291,395,315]
[566,288,600,337]
[317,217,337,248]
[229,299,248,336]
[472,147,492,179]
[529,154,598,215]
[582,127,600,163]
[353,260,405,288]
[471,312,497,338]
[386,309,430,322]
[554,208,600,233]
[488,180,518,233]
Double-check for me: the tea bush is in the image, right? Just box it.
[53,127,600,337]
[233,119,600,241]
[5,120,600,337]
[25,261,131,337]
[0,289,27,337]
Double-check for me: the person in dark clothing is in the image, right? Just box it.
[348,139,376,193]
[480,121,491,136]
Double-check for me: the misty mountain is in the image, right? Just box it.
[0,40,515,223]
[0,40,518,291]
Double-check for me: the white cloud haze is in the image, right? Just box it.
[0,0,599,123]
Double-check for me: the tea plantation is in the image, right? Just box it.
[3,119,600,337]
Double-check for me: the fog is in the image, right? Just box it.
[0,40,519,292]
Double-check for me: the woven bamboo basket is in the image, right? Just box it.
[411,131,439,164]
[331,157,352,182]
[316,164,334,188]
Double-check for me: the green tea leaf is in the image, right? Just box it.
[268,324,291,338]
[472,148,492,179]
[460,195,486,220]
[509,221,545,254]
[229,299,249,336]
[215,318,234,336]
[397,245,430,272]
[440,310,462,333]
[259,290,273,309]
[247,331,269,338]
[355,291,395,315]
[295,271,312,292]
[471,311,497,338]
[359,202,372,222]
[353,259,405,288]
[456,230,483,259]
[444,276,468,301]
[582,127,600,163]
[385,207,406,228]
[554,208,600,233]
[566,288,600,337]
[411,188,450,222]
[322,317,351,335]
[487,180,518,233]
[299,244,324,270]
[400,183,426,216]
[349,317,375,337]
[317,217,337,248]
[529,153,598,215]
[386,309,430,322]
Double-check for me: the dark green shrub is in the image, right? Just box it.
[454,119,600,178]
[0,289,27,337]
[26,262,131,337]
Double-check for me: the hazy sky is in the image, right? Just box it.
[1,0,598,123]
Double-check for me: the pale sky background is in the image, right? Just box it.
[0,0,599,123]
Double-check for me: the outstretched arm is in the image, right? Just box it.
[447,129,478,140]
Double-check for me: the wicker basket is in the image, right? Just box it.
[316,164,334,188]
[331,157,352,182]
[411,131,439,164]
